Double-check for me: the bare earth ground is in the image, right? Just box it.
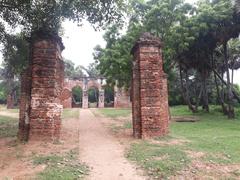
[0,108,146,180]
[0,115,80,179]
[78,109,146,180]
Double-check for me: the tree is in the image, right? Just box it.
[0,0,126,36]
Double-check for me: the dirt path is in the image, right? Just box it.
[78,109,146,180]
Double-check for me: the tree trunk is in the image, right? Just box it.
[201,70,209,112]
[211,53,228,114]
[195,83,203,111]
[213,69,240,103]
[179,66,196,112]
[223,42,235,119]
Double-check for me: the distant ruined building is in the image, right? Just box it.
[61,77,131,109]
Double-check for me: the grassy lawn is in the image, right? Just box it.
[62,108,80,119]
[0,107,19,138]
[97,108,131,118]
[99,106,240,179]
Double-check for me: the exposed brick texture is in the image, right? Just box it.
[114,86,131,108]
[131,33,169,139]
[18,32,64,141]
[18,68,31,141]
[7,94,14,109]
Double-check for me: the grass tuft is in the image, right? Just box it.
[34,149,89,180]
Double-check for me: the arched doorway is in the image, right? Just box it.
[88,87,99,108]
[104,86,114,107]
[72,86,83,108]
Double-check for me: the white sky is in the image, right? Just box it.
[61,20,106,67]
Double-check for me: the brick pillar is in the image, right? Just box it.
[98,89,105,108]
[18,68,31,141]
[82,79,88,108]
[18,31,65,141]
[131,33,169,139]
[114,86,131,108]
[7,94,14,109]
[82,90,88,108]
[61,88,72,108]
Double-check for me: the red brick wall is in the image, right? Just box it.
[61,88,72,108]
[131,33,169,138]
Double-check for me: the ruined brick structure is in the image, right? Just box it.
[114,86,131,108]
[131,33,169,138]
[61,78,131,109]
[18,31,64,141]
[7,94,15,109]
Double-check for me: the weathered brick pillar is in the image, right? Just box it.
[7,94,14,109]
[131,33,169,138]
[82,90,88,108]
[19,31,65,141]
[114,86,131,108]
[18,68,31,141]
[98,89,105,108]
[61,88,72,108]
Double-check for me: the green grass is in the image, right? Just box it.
[126,105,240,178]
[0,115,18,138]
[34,149,89,180]
[170,106,240,164]
[127,141,189,179]
[62,109,79,119]
[98,108,131,118]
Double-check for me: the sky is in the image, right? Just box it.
[61,20,106,67]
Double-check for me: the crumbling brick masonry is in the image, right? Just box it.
[131,33,169,139]
[18,31,64,141]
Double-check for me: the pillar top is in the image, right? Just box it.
[131,32,162,55]
[30,30,65,51]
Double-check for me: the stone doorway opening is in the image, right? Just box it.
[72,86,82,108]
[104,86,114,107]
[88,87,99,108]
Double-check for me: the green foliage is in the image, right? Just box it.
[104,85,114,104]
[0,0,126,35]
[1,33,29,76]
[88,88,99,103]
[94,21,143,87]
[72,86,82,104]
[0,81,7,103]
